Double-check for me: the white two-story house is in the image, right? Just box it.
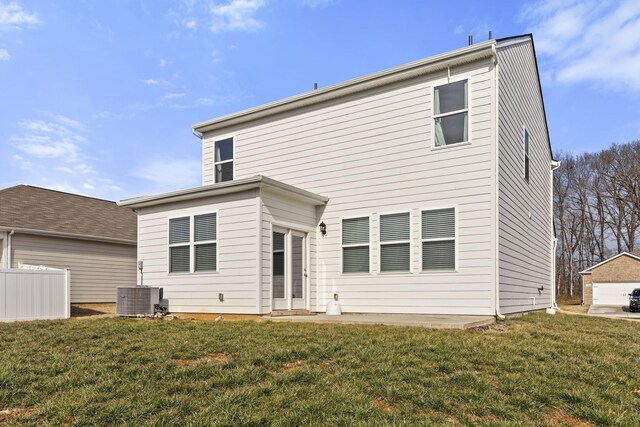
[119,34,558,318]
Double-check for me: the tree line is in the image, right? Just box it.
[553,140,640,298]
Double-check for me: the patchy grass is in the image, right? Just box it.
[0,313,639,426]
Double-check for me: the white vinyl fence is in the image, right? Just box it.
[0,269,71,322]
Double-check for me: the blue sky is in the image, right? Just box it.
[1,0,639,200]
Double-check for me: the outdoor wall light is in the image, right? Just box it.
[319,221,327,236]
[219,293,224,302]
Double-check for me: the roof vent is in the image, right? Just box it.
[489,30,493,40]
[468,35,473,45]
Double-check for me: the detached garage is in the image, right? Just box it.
[580,252,640,306]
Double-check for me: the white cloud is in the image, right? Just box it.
[210,0,265,32]
[159,58,171,67]
[301,0,337,8]
[522,0,640,91]
[134,157,202,191]
[211,49,221,63]
[0,1,40,30]
[140,78,172,87]
[82,183,95,190]
[185,18,197,29]
[453,25,464,35]
[0,47,9,60]
[162,92,185,100]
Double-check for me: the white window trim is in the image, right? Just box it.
[523,126,530,183]
[168,211,219,274]
[340,214,372,275]
[213,135,235,183]
[431,77,471,151]
[419,205,458,273]
[378,210,412,274]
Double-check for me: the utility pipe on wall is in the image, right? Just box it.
[7,229,15,268]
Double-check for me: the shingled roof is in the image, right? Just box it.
[0,185,136,243]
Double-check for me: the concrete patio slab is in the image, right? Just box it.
[588,305,640,319]
[260,313,495,329]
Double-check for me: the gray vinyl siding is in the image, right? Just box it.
[496,39,553,313]
[202,59,496,315]
[9,233,136,303]
[260,189,319,313]
[136,190,260,314]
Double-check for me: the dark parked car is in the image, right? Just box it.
[629,288,640,312]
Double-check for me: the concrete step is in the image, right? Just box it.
[269,309,312,317]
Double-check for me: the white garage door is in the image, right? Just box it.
[593,282,639,305]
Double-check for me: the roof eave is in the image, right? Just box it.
[118,175,328,209]
[0,226,136,245]
[192,40,496,134]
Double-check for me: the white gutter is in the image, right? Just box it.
[7,229,14,269]
[550,160,561,310]
[492,44,505,321]
[0,226,136,246]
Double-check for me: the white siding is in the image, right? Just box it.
[203,59,496,315]
[496,40,553,313]
[10,233,136,303]
[137,190,260,314]
[260,189,319,313]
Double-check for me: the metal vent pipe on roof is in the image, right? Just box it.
[489,30,492,40]
[468,35,473,45]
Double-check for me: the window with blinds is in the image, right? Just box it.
[421,208,456,270]
[342,216,370,273]
[194,213,217,272]
[380,212,410,272]
[168,213,217,273]
[169,217,190,272]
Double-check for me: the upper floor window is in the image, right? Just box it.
[342,216,370,273]
[434,80,468,147]
[380,212,410,272]
[523,128,530,183]
[214,137,234,183]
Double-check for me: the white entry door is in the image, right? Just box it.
[272,228,308,311]
[593,282,639,305]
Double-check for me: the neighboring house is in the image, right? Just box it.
[119,34,558,317]
[0,185,137,303]
[580,251,640,306]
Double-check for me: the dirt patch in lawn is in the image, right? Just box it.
[71,303,116,318]
[546,410,595,426]
[317,359,331,368]
[0,407,35,422]
[175,353,230,366]
[281,360,305,371]
[372,398,398,413]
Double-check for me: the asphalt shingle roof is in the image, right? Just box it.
[0,185,136,242]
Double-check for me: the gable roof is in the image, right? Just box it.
[0,185,137,244]
[579,252,640,274]
[192,39,496,134]
[495,34,555,163]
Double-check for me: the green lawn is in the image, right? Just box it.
[1,313,639,426]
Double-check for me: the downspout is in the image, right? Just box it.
[550,160,561,310]
[7,229,15,268]
[492,43,505,321]
[191,128,203,140]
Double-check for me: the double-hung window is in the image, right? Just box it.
[169,213,217,273]
[433,80,468,147]
[214,137,234,183]
[421,208,456,270]
[380,212,410,272]
[523,128,530,183]
[342,217,370,273]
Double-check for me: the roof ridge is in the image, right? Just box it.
[0,184,119,204]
